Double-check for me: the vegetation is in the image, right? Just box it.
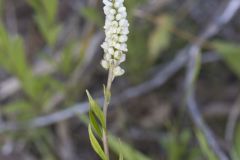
[0,0,239,159]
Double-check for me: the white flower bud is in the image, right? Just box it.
[114,2,121,8]
[111,21,118,27]
[120,43,127,52]
[101,42,108,49]
[108,48,114,55]
[113,66,125,76]
[116,14,122,21]
[118,7,126,13]
[106,15,114,21]
[120,11,127,18]
[109,9,116,15]
[113,51,121,58]
[104,53,112,61]
[121,27,129,34]
[103,0,112,6]
[119,35,128,42]
[116,0,124,3]
[119,54,126,63]
[114,43,121,49]
[101,0,128,76]
[119,19,128,26]
[101,60,109,69]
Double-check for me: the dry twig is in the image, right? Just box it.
[185,0,240,159]
[0,52,219,133]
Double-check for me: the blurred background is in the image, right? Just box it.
[0,0,240,159]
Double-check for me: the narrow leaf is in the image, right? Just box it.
[109,135,151,160]
[213,41,240,79]
[119,153,124,160]
[88,125,107,160]
[86,90,106,129]
[118,140,124,160]
[42,0,58,22]
[89,111,103,138]
[233,124,240,158]
[196,130,218,160]
[148,15,173,62]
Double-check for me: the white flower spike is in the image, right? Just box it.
[101,0,129,77]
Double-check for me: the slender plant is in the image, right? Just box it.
[86,0,129,159]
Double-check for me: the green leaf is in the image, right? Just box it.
[3,100,31,114]
[86,90,106,129]
[109,135,152,160]
[196,130,218,160]
[118,140,124,160]
[213,41,240,79]
[0,24,9,49]
[160,130,194,160]
[28,0,60,46]
[88,125,107,160]
[28,0,58,23]
[46,25,61,46]
[148,15,173,62]
[89,111,103,138]
[42,0,58,23]
[9,37,29,77]
[27,0,42,13]
[35,14,61,46]
[232,124,240,159]
[0,25,40,99]
[119,153,124,160]
[59,42,75,74]
[193,50,201,84]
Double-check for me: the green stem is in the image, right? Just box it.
[102,66,114,160]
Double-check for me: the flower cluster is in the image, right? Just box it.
[101,0,129,77]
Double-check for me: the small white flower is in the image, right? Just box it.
[116,14,122,21]
[119,35,128,43]
[119,54,126,63]
[119,19,128,26]
[104,53,112,61]
[113,51,121,59]
[118,7,126,13]
[114,2,121,8]
[103,0,112,6]
[101,0,129,77]
[108,48,114,55]
[101,60,109,69]
[115,43,121,49]
[110,9,116,15]
[120,43,127,52]
[121,27,129,34]
[113,66,125,76]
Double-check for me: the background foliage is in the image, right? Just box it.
[0,0,239,159]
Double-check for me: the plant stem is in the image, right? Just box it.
[102,67,114,160]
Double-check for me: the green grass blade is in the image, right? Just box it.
[109,135,151,160]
